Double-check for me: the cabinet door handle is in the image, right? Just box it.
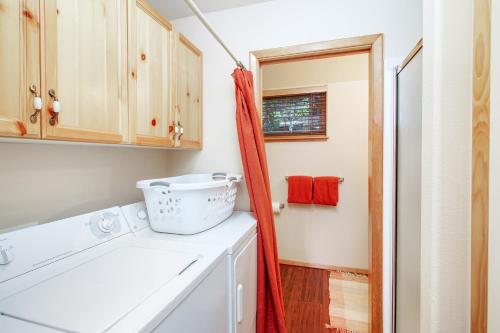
[48,89,60,126]
[171,121,179,141]
[177,121,184,140]
[236,283,244,323]
[29,84,42,124]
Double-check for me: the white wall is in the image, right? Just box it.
[0,142,172,230]
[489,0,500,331]
[166,1,421,332]
[421,0,472,331]
[262,54,369,269]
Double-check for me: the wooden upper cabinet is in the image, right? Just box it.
[128,0,173,147]
[43,0,128,143]
[174,33,203,149]
[0,0,203,148]
[0,0,41,138]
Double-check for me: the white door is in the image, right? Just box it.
[395,47,422,333]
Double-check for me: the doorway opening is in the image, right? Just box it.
[250,34,384,333]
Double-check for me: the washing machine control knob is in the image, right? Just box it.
[98,216,116,233]
[89,212,121,238]
[0,246,13,265]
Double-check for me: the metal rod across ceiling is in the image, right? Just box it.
[183,0,246,69]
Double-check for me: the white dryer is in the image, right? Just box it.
[121,202,258,333]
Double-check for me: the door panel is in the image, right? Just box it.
[395,48,422,333]
[43,0,127,143]
[0,0,41,138]
[129,0,173,146]
[175,34,202,149]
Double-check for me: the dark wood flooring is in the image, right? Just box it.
[280,264,332,333]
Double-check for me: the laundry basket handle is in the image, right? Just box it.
[212,172,227,179]
[150,181,171,188]
[212,172,242,183]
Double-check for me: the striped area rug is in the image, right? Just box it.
[326,271,369,333]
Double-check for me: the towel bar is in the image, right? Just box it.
[285,176,344,183]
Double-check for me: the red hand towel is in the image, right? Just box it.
[313,176,339,206]
[287,176,313,204]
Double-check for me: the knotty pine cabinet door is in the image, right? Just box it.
[174,33,203,149]
[0,0,41,138]
[43,0,128,143]
[128,0,174,147]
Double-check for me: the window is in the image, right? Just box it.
[262,87,327,141]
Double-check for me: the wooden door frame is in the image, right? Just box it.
[249,33,384,333]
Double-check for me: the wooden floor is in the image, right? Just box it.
[280,264,332,333]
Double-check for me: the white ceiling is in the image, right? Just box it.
[148,0,274,20]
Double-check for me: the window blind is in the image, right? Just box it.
[262,92,327,137]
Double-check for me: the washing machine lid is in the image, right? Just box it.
[0,245,197,333]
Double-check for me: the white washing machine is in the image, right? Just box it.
[121,202,258,333]
[0,206,252,333]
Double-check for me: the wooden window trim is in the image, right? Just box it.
[263,85,327,97]
[262,85,327,142]
[264,134,329,142]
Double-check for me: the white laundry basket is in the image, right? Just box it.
[137,173,242,234]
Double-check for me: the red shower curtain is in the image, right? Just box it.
[233,68,287,333]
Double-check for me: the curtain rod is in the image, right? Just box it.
[183,0,246,70]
